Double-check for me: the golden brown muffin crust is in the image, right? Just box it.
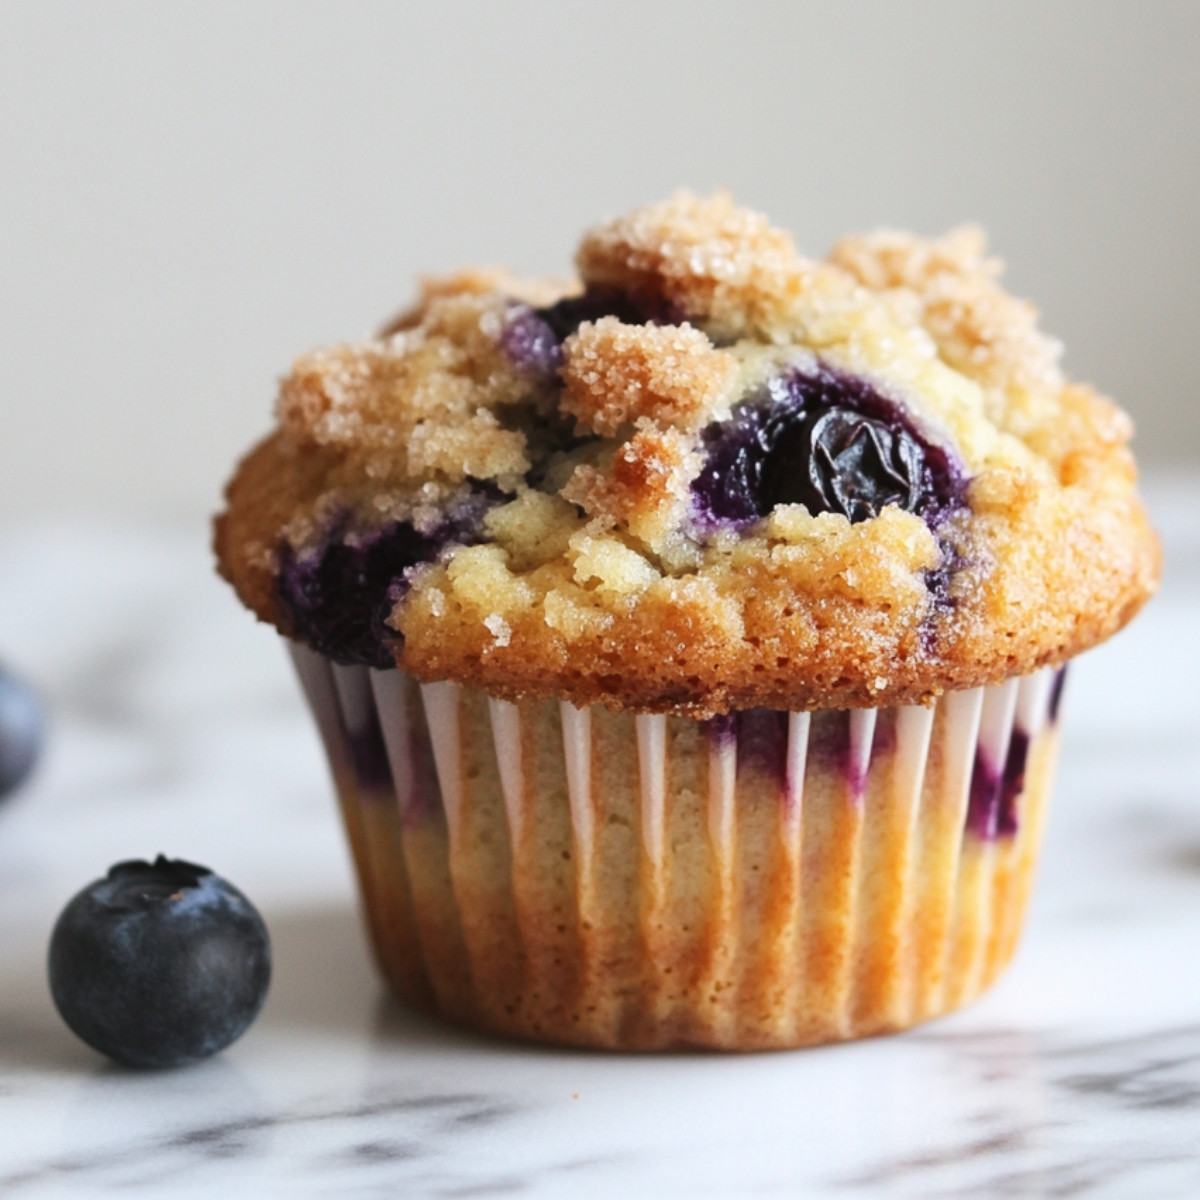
[216,192,1159,717]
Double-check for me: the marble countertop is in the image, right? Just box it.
[1,476,1197,1198]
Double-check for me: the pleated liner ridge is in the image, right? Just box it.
[289,643,1064,1051]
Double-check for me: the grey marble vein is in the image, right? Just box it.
[834,1026,1200,1198]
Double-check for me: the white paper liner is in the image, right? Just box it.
[289,641,1064,1050]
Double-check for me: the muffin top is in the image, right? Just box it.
[215,192,1159,717]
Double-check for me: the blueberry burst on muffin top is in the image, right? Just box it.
[215,192,1158,716]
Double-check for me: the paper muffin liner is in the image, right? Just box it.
[289,641,1066,1051]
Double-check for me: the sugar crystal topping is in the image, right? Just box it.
[215,191,1159,714]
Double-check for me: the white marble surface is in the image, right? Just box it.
[0,476,1197,1198]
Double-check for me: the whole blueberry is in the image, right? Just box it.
[692,363,966,530]
[278,489,499,669]
[48,856,271,1068]
[0,664,44,800]
[278,518,438,668]
[761,406,926,523]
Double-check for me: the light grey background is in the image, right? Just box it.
[3,0,1197,521]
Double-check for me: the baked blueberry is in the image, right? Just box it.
[0,664,44,800]
[502,286,684,377]
[500,307,564,376]
[763,407,925,523]
[535,285,674,342]
[48,856,271,1069]
[692,364,965,529]
[277,489,498,669]
[688,392,780,526]
[278,518,438,669]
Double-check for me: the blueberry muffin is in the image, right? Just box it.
[215,192,1158,1049]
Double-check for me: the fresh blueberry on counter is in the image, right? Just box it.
[48,856,271,1068]
[0,664,44,800]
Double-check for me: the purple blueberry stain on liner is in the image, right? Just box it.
[328,666,397,795]
[845,720,875,802]
[339,702,393,795]
[701,710,789,782]
[805,710,884,800]
[806,709,853,777]
[703,707,888,801]
[965,752,1004,840]
[988,666,1067,835]
[700,709,791,796]
[737,709,790,786]
[996,729,1030,838]
[1048,666,1068,724]
[967,719,1037,841]
[703,712,738,751]
[404,703,442,827]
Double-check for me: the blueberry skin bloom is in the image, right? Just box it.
[48,857,271,1069]
[0,664,44,800]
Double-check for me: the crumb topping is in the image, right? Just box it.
[828,226,1065,426]
[215,192,1159,716]
[576,190,839,341]
[561,318,738,435]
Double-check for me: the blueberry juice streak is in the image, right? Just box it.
[703,707,888,804]
[965,745,1010,841]
[277,488,498,669]
[968,722,1039,841]
[1047,665,1068,724]
[332,666,393,793]
[703,708,790,788]
[345,713,391,792]
[995,730,1030,838]
[966,667,1067,840]
[735,709,790,784]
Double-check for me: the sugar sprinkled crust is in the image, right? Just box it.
[215,191,1159,716]
[561,318,738,435]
